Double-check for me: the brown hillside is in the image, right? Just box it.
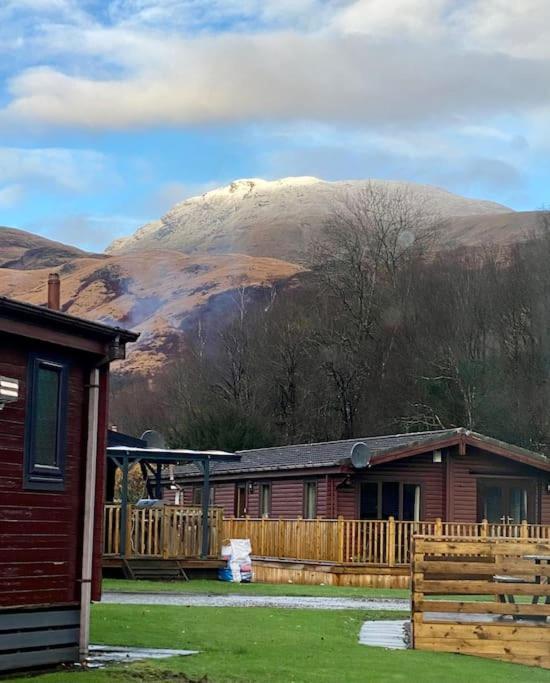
[0,225,95,269]
[0,249,303,374]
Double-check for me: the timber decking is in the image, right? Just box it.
[411,536,550,668]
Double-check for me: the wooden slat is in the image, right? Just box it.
[420,580,550,596]
[0,627,79,651]
[422,600,550,616]
[0,646,79,673]
[0,609,79,631]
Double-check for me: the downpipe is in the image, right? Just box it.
[79,367,100,659]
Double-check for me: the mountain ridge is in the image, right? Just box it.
[107,177,515,262]
[0,178,545,374]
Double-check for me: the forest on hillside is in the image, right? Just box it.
[111,186,550,454]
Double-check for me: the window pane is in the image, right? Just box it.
[381,482,400,519]
[360,483,379,519]
[34,366,60,467]
[260,484,270,516]
[509,487,527,523]
[403,484,420,521]
[236,484,246,516]
[480,485,503,523]
[305,482,317,518]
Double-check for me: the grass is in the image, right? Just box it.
[102,578,410,599]
[14,604,550,683]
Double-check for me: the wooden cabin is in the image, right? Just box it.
[0,282,137,674]
[166,429,550,524]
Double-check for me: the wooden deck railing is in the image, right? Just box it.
[222,517,550,566]
[104,504,224,559]
[104,507,550,565]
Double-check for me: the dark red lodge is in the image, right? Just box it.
[0,286,137,674]
[167,429,550,524]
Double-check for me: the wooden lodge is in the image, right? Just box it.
[103,428,550,587]
[0,281,138,673]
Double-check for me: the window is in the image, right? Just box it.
[192,485,215,506]
[359,482,421,521]
[304,481,317,518]
[476,479,534,523]
[235,483,247,517]
[24,355,69,491]
[259,483,271,517]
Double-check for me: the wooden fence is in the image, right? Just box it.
[223,517,550,566]
[104,504,224,559]
[411,536,550,668]
[104,507,550,566]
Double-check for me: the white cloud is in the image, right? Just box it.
[334,0,448,38]
[106,0,335,31]
[0,147,113,193]
[0,184,24,208]
[0,0,548,135]
[2,28,549,131]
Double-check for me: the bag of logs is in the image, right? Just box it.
[218,538,253,583]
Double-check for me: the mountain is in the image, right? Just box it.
[1,178,545,374]
[0,226,94,269]
[108,177,516,262]
[0,246,302,374]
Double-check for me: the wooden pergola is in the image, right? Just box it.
[106,434,240,559]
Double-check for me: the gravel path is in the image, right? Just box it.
[102,591,409,611]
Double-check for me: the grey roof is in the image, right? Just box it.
[172,428,462,478]
[171,427,550,479]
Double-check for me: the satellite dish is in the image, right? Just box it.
[141,429,167,449]
[351,442,372,469]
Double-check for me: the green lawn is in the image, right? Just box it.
[102,578,410,599]
[13,604,550,683]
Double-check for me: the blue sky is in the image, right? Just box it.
[1,0,550,251]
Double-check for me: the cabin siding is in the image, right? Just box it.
[540,481,550,524]
[0,341,93,608]
[214,482,236,516]
[271,479,305,518]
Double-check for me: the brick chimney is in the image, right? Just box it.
[47,273,60,310]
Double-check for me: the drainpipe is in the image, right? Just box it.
[79,367,100,659]
[79,335,125,658]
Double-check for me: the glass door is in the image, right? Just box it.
[477,480,534,523]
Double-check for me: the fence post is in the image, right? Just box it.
[521,519,529,539]
[435,517,443,538]
[387,516,396,566]
[124,504,133,557]
[162,507,170,559]
[278,517,284,558]
[481,518,488,538]
[261,515,266,555]
[337,516,344,563]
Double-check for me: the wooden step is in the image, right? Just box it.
[124,559,188,581]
